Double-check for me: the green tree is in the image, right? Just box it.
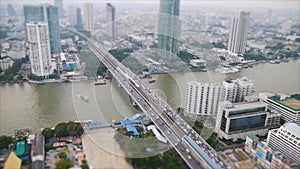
[44,143,54,151]
[55,159,74,169]
[0,135,13,150]
[55,122,68,138]
[42,128,54,143]
[67,121,84,137]
[81,160,89,169]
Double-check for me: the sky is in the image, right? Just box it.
[2,0,299,9]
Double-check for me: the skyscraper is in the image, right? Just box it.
[157,0,181,60]
[83,3,94,32]
[54,0,63,18]
[26,22,52,77]
[68,6,82,30]
[185,81,223,116]
[106,3,116,40]
[7,4,16,16]
[68,6,77,26]
[23,5,61,54]
[228,11,250,54]
[222,77,254,102]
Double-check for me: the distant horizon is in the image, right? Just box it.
[1,0,300,10]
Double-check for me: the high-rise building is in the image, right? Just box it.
[7,4,16,16]
[222,77,254,102]
[75,8,83,30]
[54,0,63,18]
[68,6,82,30]
[106,3,116,40]
[267,123,300,164]
[83,3,93,32]
[23,5,61,54]
[228,11,250,54]
[157,0,181,60]
[185,81,223,116]
[26,22,52,77]
[68,6,77,26]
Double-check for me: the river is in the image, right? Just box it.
[0,59,299,135]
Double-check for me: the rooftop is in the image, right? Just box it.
[281,123,300,138]
[277,98,300,111]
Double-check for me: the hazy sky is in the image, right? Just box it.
[2,0,299,9]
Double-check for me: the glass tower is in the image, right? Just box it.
[157,0,181,60]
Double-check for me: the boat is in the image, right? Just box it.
[94,79,106,85]
[80,95,89,102]
[148,78,156,83]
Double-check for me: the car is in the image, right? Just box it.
[187,155,192,160]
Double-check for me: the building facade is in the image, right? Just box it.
[245,135,296,169]
[157,0,181,60]
[228,11,250,54]
[267,123,300,164]
[83,3,94,32]
[26,22,52,77]
[215,101,279,141]
[23,5,61,54]
[222,77,254,103]
[54,0,63,18]
[106,3,116,40]
[185,81,223,116]
[259,93,300,126]
[0,57,14,71]
[68,6,82,30]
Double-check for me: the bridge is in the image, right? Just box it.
[70,29,227,169]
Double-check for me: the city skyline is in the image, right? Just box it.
[1,0,299,9]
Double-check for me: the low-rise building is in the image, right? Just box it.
[189,59,207,67]
[259,92,300,125]
[215,100,280,141]
[0,57,14,71]
[245,135,295,169]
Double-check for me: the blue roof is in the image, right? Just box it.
[121,119,141,125]
[127,125,139,136]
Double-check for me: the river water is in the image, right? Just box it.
[0,59,299,135]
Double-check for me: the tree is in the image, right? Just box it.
[55,122,68,138]
[42,128,54,143]
[0,135,13,150]
[81,160,89,169]
[67,121,84,137]
[55,159,74,169]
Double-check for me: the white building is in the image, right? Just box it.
[0,57,14,71]
[228,11,250,54]
[26,22,52,77]
[83,3,93,32]
[189,59,207,67]
[185,81,223,116]
[222,77,254,103]
[267,123,300,164]
[106,3,116,39]
[222,80,238,102]
[259,92,300,126]
[215,100,279,141]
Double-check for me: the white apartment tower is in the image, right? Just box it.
[185,81,223,116]
[106,3,116,39]
[83,3,93,32]
[223,77,254,102]
[228,11,250,54]
[26,22,52,77]
[267,123,300,164]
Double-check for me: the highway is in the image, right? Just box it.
[70,29,227,169]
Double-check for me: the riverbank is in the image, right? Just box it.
[82,128,133,169]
